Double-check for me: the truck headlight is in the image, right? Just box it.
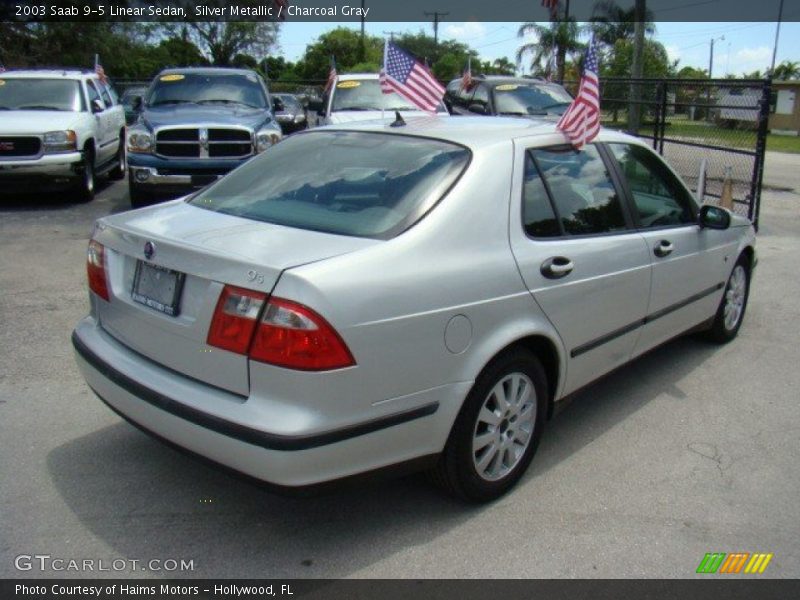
[43,130,77,153]
[127,130,153,153]
[255,130,281,153]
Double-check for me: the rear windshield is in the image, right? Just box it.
[148,72,267,109]
[494,83,573,116]
[0,78,85,111]
[190,131,470,239]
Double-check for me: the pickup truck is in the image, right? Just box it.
[0,69,126,202]
[125,67,283,207]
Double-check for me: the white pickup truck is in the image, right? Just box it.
[0,69,126,201]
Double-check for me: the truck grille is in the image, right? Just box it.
[155,128,253,159]
[0,136,42,158]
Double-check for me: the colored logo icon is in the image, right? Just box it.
[696,552,773,574]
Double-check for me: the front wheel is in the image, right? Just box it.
[73,150,95,203]
[128,175,153,208]
[109,137,126,181]
[430,348,548,502]
[705,256,751,343]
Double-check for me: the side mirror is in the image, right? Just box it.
[468,103,487,115]
[91,99,104,114]
[272,98,285,112]
[131,96,143,112]
[698,204,731,230]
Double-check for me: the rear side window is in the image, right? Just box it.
[608,143,696,228]
[190,131,470,239]
[528,145,627,236]
[86,80,103,108]
[522,153,560,238]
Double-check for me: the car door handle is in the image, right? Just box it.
[540,256,574,279]
[654,240,674,258]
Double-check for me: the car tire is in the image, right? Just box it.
[74,148,96,203]
[128,176,152,209]
[704,255,751,344]
[109,136,126,181]
[430,348,548,502]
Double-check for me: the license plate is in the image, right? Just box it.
[131,261,185,316]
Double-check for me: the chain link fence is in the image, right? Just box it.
[577,77,771,227]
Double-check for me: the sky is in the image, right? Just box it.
[277,21,800,76]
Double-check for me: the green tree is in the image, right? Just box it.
[589,0,655,48]
[772,60,800,81]
[298,27,383,80]
[517,20,583,82]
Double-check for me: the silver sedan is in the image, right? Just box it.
[72,117,756,502]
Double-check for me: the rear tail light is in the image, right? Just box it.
[86,240,110,301]
[207,286,355,371]
[207,286,267,354]
[250,298,356,370]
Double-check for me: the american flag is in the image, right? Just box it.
[95,64,108,84]
[324,55,337,93]
[460,57,474,92]
[556,37,600,149]
[380,41,445,113]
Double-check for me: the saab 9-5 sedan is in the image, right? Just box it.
[73,117,755,502]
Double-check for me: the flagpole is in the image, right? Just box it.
[381,39,387,123]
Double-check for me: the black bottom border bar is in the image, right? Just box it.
[3,579,799,600]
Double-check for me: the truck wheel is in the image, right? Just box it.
[74,149,96,203]
[109,136,126,181]
[128,175,152,208]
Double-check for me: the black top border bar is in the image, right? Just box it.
[1,0,798,23]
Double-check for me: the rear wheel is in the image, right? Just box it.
[430,348,548,502]
[73,148,95,203]
[704,255,751,343]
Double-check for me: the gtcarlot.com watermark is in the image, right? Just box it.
[14,554,195,573]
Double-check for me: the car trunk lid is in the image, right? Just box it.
[91,200,377,396]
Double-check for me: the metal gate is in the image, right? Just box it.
[595,77,771,229]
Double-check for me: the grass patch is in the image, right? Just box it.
[601,116,800,154]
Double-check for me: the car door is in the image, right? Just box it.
[85,79,113,163]
[509,140,653,396]
[605,142,738,356]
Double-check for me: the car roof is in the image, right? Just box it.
[313,116,646,149]
[157,67,259,77]
[448,75,560,88]
[0,69,97,80]
[335,73,379,81]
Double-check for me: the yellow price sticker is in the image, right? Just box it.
[0,80,6,86]
[159,74,185,82]
[495,84,519,91]
[336,80,361,89]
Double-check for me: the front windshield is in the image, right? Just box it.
[0,78,84,111]
[331,79,446,113]
[148,73,267,109]
[121,88,146,108]
[276,95,301,111]
[190,131,470,238]
[493,84,573,116]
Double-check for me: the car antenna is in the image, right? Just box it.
[390,110,406,127]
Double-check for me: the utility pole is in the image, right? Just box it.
[424,11,449,46]
[708,35,724,79]
[359,0,366,62]
[770,0,785,75]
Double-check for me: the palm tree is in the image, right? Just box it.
[589,0,655,48]
[492,57,516,76]
[772,60,800,81]
[517,20,583,82]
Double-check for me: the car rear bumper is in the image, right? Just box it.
[72,317,465,487]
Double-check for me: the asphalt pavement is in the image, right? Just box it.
[1,161,799,579]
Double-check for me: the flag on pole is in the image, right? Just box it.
[460,57,474,92]
[324,55,337,93]
[94,54,108,84]
[556,37,600,149]
[380,41,445,113]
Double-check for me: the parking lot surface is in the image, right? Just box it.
[1,164,799,578]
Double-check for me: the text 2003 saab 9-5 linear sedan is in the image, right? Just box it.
[72,117,755,502]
